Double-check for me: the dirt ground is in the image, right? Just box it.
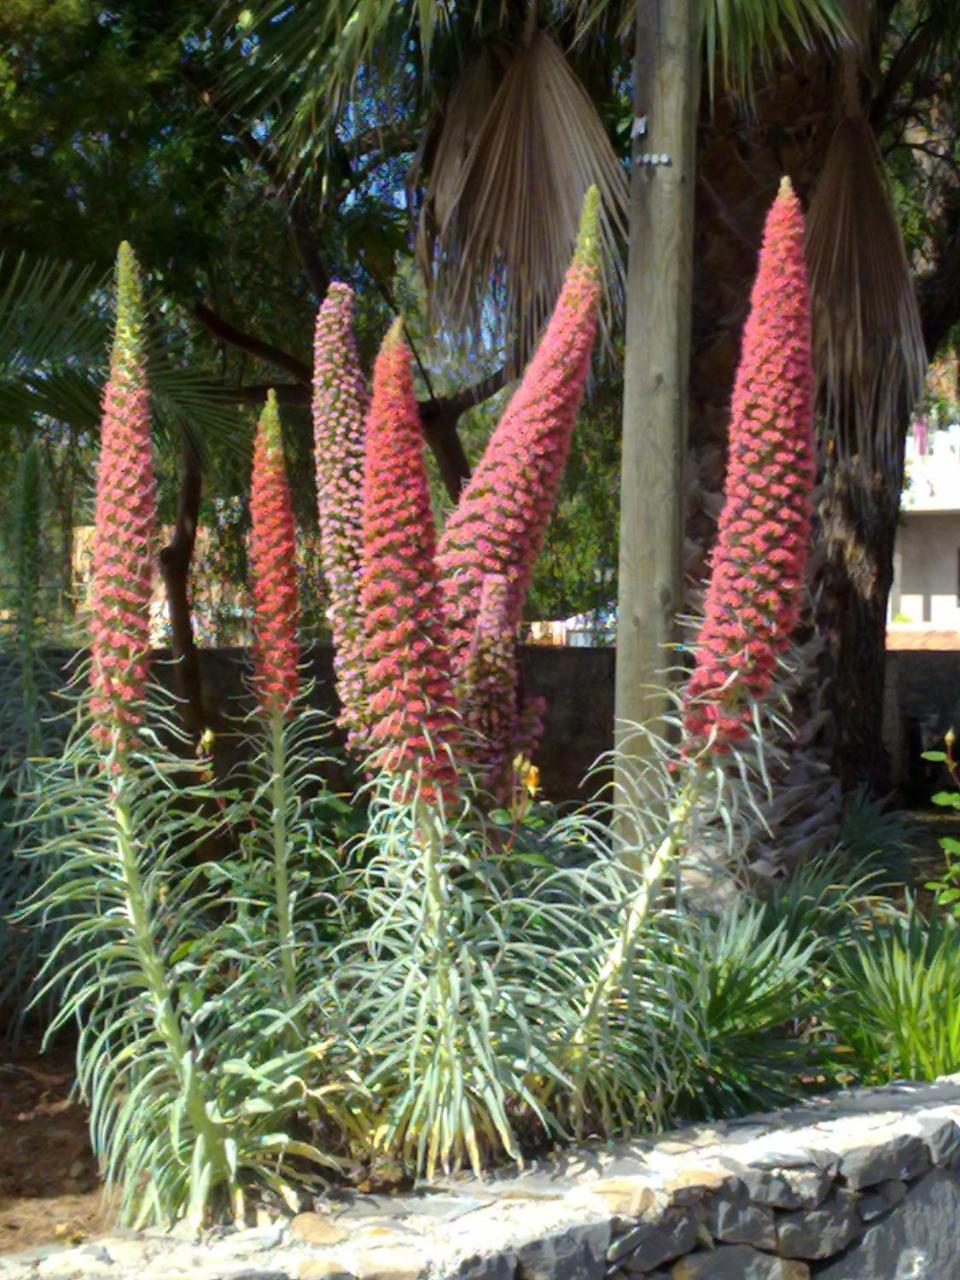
[0,1035,111,1255]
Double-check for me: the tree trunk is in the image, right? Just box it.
[613,0,700,829]
[817,445,905,794]
[159,434,205,742]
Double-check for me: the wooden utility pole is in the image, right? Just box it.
[614,0,700,833]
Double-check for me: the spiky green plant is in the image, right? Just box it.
[829,901,960,1082]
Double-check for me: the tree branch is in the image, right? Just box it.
[194,303,311,383]
[180,63,330,300]
[918,190,960,358]
[868,18,935,132]
[419,369,507,498]
[222,368,508,500]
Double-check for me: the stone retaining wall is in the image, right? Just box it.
[6,1077,960,1279]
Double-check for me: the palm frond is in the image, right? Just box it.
[571,0,848,98]
[701,0,848,99]
[806,114,927,474]
[415,27,627,367]
[0,250,248,454]
[0,254,106,373]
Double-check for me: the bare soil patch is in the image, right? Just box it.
[0,1035,111,1255]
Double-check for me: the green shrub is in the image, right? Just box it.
[829,901,960,1082]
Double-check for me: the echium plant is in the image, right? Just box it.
[436,187,602,792]
[359,318,460,802]
[251,391,300,720]
[27,247,340,1227]
[34,244,233,1223]
[683,176,815,754]
[568,179,816,1105]
[249,390,302,1010]
[312,283,368,750]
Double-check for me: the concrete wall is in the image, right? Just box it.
[891,511,960,626]
[14,645,960,802]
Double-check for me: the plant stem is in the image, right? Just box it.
[270,710,298,1015]
[572,778,699,1082]
[113,778,228,1222]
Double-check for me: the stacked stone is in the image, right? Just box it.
[8,1077,960,1279]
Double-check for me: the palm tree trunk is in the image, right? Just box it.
[817,444,905,794]
[613,0,700,837]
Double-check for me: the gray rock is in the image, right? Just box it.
[776,1194,862,1260]
[670,1246,810,1279]
[838,1133,930,1189]
[450,1253,517,1280]
[516,1221,610,1280]
[705,1194,777,1248]
[617,1212,699,1273]
[817,1168,960,1279]
[217,1272,292,1280]
[737,1165,832,1210]
[856,1178,907,1222]
[909,1114,960,1167]
[219,1226,288,1252]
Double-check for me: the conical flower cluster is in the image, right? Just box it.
[313,283,368,745]
[359,320,460,800]
[89,242,158,760]
[436,188,602,672]
[250,391,300,718]
[684,179,815,752]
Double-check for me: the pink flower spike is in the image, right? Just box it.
[437,189,602,670]
[250,391,300,718]
[89,242,158,761]
[360,319,460,803]
[683,178,815,753]
[437,188,602,775]
[313,283,368,749]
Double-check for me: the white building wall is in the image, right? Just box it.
[892,512,960,627]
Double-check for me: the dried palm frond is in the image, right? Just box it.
[805,114,927,475]
[413,27,627,369]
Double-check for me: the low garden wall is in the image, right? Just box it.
[6,1076,960,1279]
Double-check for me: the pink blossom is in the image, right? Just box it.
[313,283,368,747]
[683,179,815,752]
[250,391,300,717]
[89,242,158,759]
[437,189,601,769]
[360,320,460,802]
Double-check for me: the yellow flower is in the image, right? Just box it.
[513,754,541,799]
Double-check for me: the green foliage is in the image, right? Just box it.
[24,685,350,1225]
[921,735,960,919]
[837,786,917,886]
[829,902,960,1082]
[668,904,826,1119]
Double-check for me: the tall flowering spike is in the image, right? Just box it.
[360,319,460,800]
[312,284,368,747]
[89,242,158,759]
[436,187,602,673]
[461,575,519,797]
[250,390,300,718]
[683,178,815,753]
